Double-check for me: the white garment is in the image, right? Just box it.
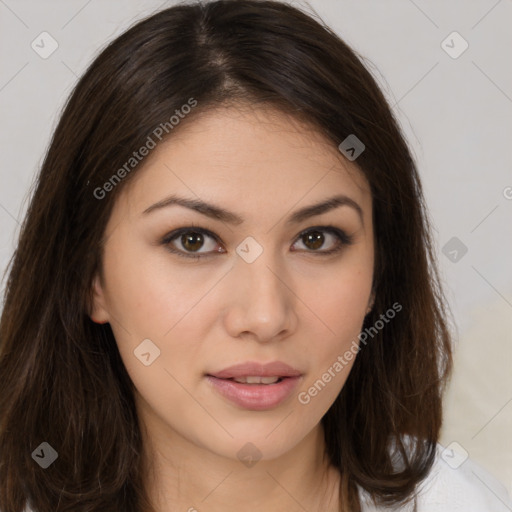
[360,442,512,511]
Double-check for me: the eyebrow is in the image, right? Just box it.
[142,193,364,226]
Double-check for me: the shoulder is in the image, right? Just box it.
[359,441,512,511]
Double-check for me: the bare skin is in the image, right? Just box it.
[90,104,375,511]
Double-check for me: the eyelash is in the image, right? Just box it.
[160,224,354,260]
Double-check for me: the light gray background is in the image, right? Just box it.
[1,0,511,495]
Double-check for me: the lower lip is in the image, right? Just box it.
[206,375,302,410]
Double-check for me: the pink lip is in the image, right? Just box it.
[206,361,303,410]
[206,375,302,410]
[207,361,302,379]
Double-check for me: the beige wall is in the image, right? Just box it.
[441,295,512,493]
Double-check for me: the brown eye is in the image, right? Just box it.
[292,227,352,254]
[302,230,325,250]
[162,227,222,259]
[181,232,205,252]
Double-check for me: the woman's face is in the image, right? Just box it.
[91,105,374,462]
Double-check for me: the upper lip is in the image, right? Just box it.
[207,361,302,379]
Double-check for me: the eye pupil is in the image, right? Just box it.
[303,231,324,250]
[182,232,204,252]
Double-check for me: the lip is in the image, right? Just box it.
[206,375,302,410]
[207,361,302,379]
[206,361,303,411]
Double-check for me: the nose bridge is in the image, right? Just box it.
[237,243,287,309]
[223,239,295,339]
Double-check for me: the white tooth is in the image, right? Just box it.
[260,376,279,384]
[233,376,280,384]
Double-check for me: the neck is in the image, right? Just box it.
[139,409,341,512]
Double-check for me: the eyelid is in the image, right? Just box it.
[160,224,354,260]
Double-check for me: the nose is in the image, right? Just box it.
[222,249,298,343]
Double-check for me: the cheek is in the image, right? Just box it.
[295,263,371,403]
[101,242,217,391]
[102,238,213,340]
[301,259,372,337]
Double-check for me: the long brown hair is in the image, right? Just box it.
[0,1,453,510]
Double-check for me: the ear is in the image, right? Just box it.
[89,273,110,324]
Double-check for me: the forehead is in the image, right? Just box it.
[116,104,371,221]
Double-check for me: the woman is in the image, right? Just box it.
[0,1,510,511]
